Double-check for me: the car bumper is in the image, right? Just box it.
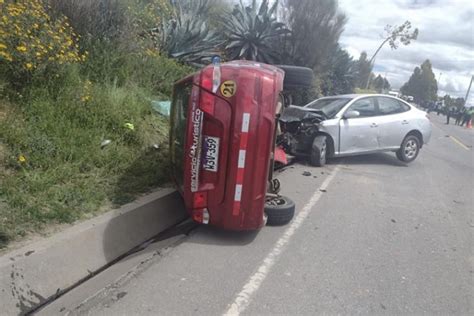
[423,123,432,145]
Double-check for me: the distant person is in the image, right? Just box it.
[460,107,473,127]
[455,108,465,125]
[427,101,434,113]
[468,107,474,127]
[446,107,453,124]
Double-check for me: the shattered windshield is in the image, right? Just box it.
[305,98,352,118]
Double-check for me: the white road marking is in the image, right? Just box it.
[224,166,341,316]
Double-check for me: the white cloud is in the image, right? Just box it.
[339,0,474,101]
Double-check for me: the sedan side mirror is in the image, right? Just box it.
[343,110,360,119]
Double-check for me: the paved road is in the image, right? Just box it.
[428,112,473,149]
[41,118,473,315]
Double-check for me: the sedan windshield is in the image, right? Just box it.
[305,98,352,118]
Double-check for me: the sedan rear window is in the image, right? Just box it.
[305,98,352,118]
[378,97,410,115]
[347,98,378,117]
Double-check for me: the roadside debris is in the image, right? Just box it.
[391,219,397,223]
[151,100,171,117]
[319,189,327,192]
[302,171,312,176]
[100,139,112,149]
[124,122,135,130]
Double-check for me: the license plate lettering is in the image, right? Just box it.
[203,136,219,172]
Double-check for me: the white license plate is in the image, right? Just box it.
[203,136,219,172]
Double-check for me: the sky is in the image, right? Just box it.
[338,0,474,103]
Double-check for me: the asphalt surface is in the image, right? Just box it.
[40,114,473,315]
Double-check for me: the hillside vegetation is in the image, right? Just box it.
[0,0,191,248]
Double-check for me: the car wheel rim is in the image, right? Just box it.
[404,139,417,159]
[266,197,286,207]
[320,142,326,162]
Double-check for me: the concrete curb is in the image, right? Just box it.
[0,188,186,315]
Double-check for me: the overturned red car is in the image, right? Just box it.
[169,60,312,230]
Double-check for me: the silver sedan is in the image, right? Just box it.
[279,94,432,166]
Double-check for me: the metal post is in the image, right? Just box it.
[464,75,473,107]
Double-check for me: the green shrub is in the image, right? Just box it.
[80,40,193,96]
[47,0,128,40]
[0,0,84,91]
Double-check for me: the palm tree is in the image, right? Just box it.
[223,0,289,63]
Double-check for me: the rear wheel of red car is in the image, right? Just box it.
[265,196,295,226]
[310,135,327,167]
[277,65,313,89]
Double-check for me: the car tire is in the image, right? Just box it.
[277,65,313,89]
[310,135,327,167]
[395,150,404,161]
[397,135,420,162]
[265,196,295,226]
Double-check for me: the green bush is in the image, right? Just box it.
[80,40,192,96]
[0,0,84,91]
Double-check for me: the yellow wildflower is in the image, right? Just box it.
[16,45,27,52]
[0,51,13,62]
[80,95,91,102]
[25,63,33,69]
[18,155,26,163]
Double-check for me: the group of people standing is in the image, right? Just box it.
[445,106,473,126]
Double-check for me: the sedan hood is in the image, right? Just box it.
[280,106,326,123]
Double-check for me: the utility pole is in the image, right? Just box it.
[464,75,473,107]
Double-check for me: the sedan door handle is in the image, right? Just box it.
[370,123,378,128]
[402,120,409,125]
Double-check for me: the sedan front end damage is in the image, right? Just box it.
[277,106,327,160]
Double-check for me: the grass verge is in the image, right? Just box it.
[0,62,188,248]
